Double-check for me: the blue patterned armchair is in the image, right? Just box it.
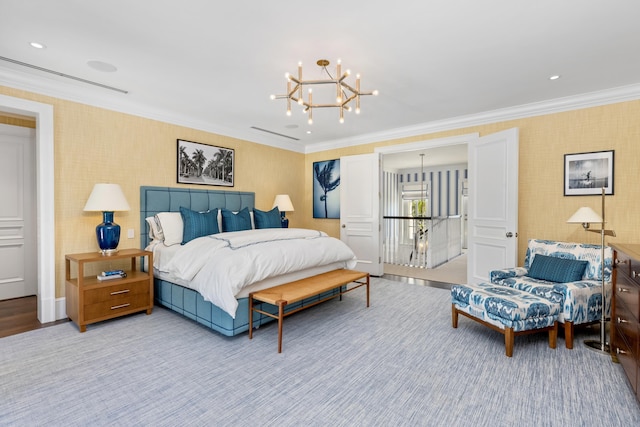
[489,239,613,349]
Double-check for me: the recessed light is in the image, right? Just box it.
[87,60,117,73]
[29,42,46,49]
[549,75,561,80]
[306,130,312,134]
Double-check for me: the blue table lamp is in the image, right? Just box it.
[83,183,130,255]
[272,194,294,228]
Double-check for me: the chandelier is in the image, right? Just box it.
[270,59,378,124]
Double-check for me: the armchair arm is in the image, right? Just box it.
[490,267,529,283]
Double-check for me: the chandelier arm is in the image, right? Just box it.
[300,79,338,85]
[341,94,357,107]
[338,72,350,83]
[287,83,300,98]
[339,82,363,95]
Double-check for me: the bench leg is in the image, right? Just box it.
[277,300,285,353]
[563,321,574,349]
[549,321,558,349]
[451,304,459,328]
[248,293,254,340]
[366,274,370,307]
[505,327,514,357]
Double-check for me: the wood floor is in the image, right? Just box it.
[0,296,68,339]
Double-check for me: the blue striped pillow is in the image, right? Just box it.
[528,254,588,283]
[253,207,282,229]
[221,208,252,232]
[179,207,219,244]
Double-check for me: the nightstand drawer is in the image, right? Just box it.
[84,293,151,320]
[84,280,149,304]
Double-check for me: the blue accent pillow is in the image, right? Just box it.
[221,208,252,232]
[528,254,588,283]
[179,207,219,244]
[253,207,282,229]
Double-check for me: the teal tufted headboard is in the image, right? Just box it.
[139,186,255,249]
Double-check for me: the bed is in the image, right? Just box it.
[140,186,357,336]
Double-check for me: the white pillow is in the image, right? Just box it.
[155,212,183,246]
[216,209,223,233]
[145,216,164,241]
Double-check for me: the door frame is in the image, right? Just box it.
[375,132,478,273]
[0,94,56,323]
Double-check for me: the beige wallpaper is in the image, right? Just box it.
[0,86,303,297]
[303,101,640,264]
[1,84,639,298]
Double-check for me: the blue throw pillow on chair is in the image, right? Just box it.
[528,254,588,283]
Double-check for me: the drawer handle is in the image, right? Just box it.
[110,289,130,296]
[633,271,638,278]
[615,258,628,265]
[617,317,629,324]
[617,287,630,293]
[616,348,628,355]
[111,303,130,310]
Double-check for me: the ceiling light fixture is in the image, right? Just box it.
[29,42,46,49]
[549,75,561,80]
[271,59,378,125]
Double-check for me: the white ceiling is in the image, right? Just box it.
[2,0,640,165]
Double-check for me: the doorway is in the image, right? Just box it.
[0,94,56,324]
[0,123,37,301]
[375,133,478,284]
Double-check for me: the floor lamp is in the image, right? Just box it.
[566,187,615,354]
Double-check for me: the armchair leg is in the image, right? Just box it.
[564,321,574,349]
[452,304,459,328]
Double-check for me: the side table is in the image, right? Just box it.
[65,248,153,332]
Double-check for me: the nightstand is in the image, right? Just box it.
[65,248,153,332]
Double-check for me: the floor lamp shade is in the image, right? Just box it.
[272,194,294,228]
[84,184,131,254]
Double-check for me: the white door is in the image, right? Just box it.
[467,128,519,284]
[0,124,37,300]
[340,153,383,276]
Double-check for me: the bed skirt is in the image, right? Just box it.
[154,278,343,336]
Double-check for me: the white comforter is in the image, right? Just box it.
[159,228,357,318]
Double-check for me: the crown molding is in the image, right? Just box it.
[0,66,305,153]
[2,65,639,156]
[304,83,640,153]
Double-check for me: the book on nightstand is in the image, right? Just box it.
[96,272,127,281]
[101,269,126,277]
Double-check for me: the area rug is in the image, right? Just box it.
[1,277,638,426]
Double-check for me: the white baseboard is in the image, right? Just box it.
[55,297,66,321]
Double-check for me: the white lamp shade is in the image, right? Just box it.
[83,183,131,212]
[567,206,602,224]
[272,194,294,212]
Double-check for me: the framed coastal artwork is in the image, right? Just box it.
[177,139,234,187]
[564,150,614,196]
[313,159,341,218]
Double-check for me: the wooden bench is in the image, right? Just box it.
[248,269,370,352]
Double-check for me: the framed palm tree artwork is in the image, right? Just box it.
[313,159,340,218]
[177,139,234,187]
